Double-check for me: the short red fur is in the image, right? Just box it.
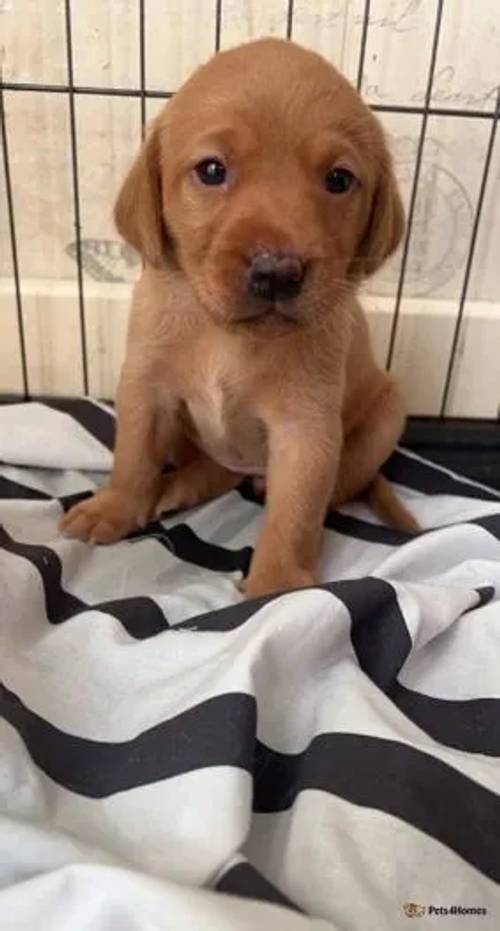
[61,38,418,598]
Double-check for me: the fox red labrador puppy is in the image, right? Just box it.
[61,38,418,598]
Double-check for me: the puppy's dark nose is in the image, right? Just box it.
[247,251,305,302]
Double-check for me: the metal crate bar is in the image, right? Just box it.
[0,82,174,99]
[215,0,223,52]
[139,0,147,137]
[286,0,295,40]
[356,0,371,93]
[64,0,89,395]
[0,80,495,122]
[440,87,500,417]
[385,0,445,371]
[0,85,29,397]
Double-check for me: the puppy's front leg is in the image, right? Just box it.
[60,371,174,543]
[245,420,340,599]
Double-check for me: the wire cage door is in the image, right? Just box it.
[1,0,499,418]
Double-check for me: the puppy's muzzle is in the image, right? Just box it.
[247,251,305,302]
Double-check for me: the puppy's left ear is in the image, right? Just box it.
[114,119,169,268]
[351,159,405,280]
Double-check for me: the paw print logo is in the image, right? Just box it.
[403,903,426,918]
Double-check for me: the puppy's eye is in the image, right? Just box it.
[325,167,356,195]
[194,158,227,186]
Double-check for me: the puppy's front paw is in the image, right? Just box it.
[59,488,150,544]
[243,565,316,600]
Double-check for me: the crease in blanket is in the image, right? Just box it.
[0,399,500,929]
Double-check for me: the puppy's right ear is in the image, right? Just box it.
[114,121,168,268]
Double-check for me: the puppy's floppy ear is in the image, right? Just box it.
[114,120,168,268]
[352,160,405,279]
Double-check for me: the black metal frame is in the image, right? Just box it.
[404,417,500,491]
[1,1,499,416]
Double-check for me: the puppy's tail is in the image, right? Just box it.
[366,473,420,534]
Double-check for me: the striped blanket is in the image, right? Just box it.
[0,399,499,929]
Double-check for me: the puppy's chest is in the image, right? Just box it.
[184,375,267,475]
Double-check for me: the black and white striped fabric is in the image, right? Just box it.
[1,399,500,930]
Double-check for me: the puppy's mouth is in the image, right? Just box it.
[236,301,302,327]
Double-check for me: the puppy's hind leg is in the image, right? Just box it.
[154,453,241,516]
[332,380,420,533]
[365,474,420,533]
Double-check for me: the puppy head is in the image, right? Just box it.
[115,39,404,329]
